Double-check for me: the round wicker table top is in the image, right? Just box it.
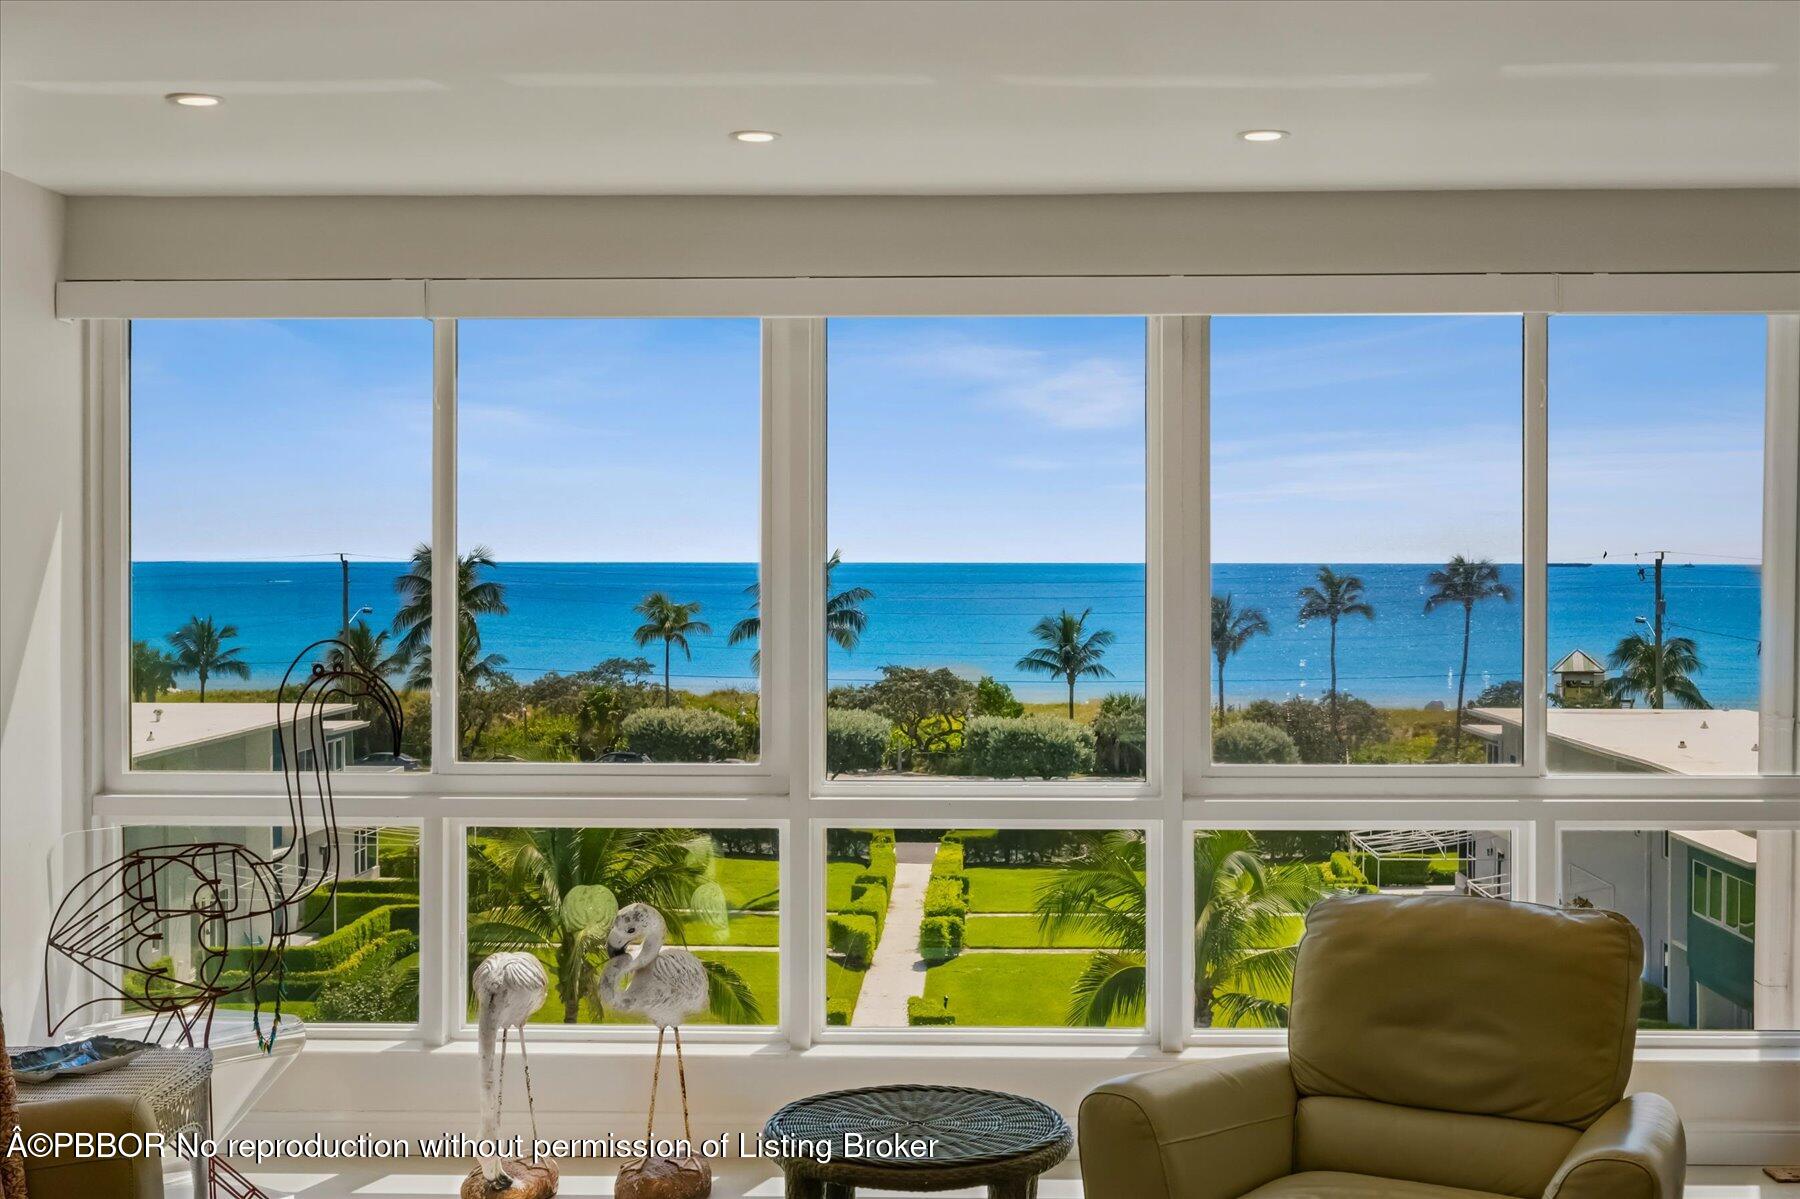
[762,1084,1072,1189]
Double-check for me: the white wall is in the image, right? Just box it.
[0,171,85,1040]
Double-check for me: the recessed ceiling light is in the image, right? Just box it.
[165,92,222,108]
[731,130,779,143]
[1239,129,1287,142]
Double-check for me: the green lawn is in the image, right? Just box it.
[922,952,1141,1028]
[684,912,780,947]
[713,856,780,911]
[963,914,1113,948]
[825,959,868,1024]
[962,867,1068,913]
[476,948,781,1026]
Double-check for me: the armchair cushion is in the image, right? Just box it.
[1295,1096,1578,1198]
[1543,1094,1686,1199]
[1290,894,1642,1128]
[1079,1053,1294,1199]
[1241,1172,1507,1199]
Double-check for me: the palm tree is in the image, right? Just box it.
[633,593,711,705]
[466,827,759,1025]
[390,543,509,688]
[728,549,875,672]
[1607,632,1709,709]
[1034,829,1336,1028]
[1296,567,1376,758]
[1423,556,1516,756]
[323,619,406,678]
[166,616,250,701]
[1034,831,1148,1027]
[1191,830,1335,1028]
[1211,594,1271,715]
[1016,608,1116,718]
[130,640,179,702]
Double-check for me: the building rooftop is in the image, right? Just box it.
[1552,650,1607,675]
[1468,707,1761,775]
[1675,829,1758,866]
[132,702,359,759]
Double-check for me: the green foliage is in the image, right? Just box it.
[931,839,965,877]
[1351,855,1452,887]
[842,887,890,938]
[860,666,977,766]
[924,877,970,919]
[1241,695,1389,763]
[1212,720,1300,764]
[315,961,420,1023]
[959,829,1081,866]
[166,615,251,700]
[302,886,421,931]
[825,708,892,776]
[1090,692,1146,776]
[621,706,744,762]
[918,915,965,962]
[227,902,417,972]
[827,914,878,967]
[825,958,867,1026]
[1252,831,1347,864]
[973,675,1024,717]
[378,846,420,880]
[1473,679,1524,708]
[826,828,874,861]
[131,640,179,702]
[1640,980,1669,1024]
[906,995,957,1026]
[963,715,1096,779]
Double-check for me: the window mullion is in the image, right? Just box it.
[1524,313,1549,778]
[1761,314,1800,774]
[430,319,459,771]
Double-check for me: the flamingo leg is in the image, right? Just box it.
[672,1024,694,1147]
[644,1025,665,1151]
[518,1022,541,1161]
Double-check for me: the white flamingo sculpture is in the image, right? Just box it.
[468,952,555,1197]
[598,904,711,1155]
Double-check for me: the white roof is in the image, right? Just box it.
[132,702,357,757]
[1674,829,1758,867]
[1468,707,1760,775]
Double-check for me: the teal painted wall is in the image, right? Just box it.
[1686,846,1755,1013]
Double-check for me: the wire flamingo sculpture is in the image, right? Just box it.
[600,903,713,1199]
[42,640,403,1198]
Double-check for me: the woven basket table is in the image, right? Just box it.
[762,1084,1071,1198]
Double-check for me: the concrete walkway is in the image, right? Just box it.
[851,839,937,1026]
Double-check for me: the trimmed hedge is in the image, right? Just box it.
[962,715,1095,779]
[221,929,418,1000]
[303,884,420,931]
[827,914,878,967]
[932,839,965,876]
[1354,855,1440,886]
[907,995,956,1026]
[826,708,893,776]
[923,878,969,920]
[841,889,889,939]
[621,707,744,763]
[918,915,964,962]
[227,903,418,972]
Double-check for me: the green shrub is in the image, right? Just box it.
[849,876,889,904]
[224,903,417,972]
[827,914,878,967]
[918,916,964,962]
[826,828,873,861]
[1640,980,1669,1024]
[826,708,893,776]
[1213,720,1301,764]
[931,839,965,876]
[907,995,956,1026]
[923,877,969,919]
[621,707,744,762]
[963,715,1096,778]
[842,888,890,938]
[1425,861,1459,886]
[377,846,419,879]
[1354,855,1434,886]
[1326,852,1368,885]
[315,961,419,1023]
[826,1007,851,1026]
[303,886,420,931]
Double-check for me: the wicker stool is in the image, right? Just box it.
[762,1084,1071,1198]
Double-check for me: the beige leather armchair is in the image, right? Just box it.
[1080,894,1684,1199]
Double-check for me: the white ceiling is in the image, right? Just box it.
[2,0,1796,196]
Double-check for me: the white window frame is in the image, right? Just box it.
[83,287,1800,1058]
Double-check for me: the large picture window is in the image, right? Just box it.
[101,305,1797,1055]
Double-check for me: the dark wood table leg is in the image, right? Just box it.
[989,1177,1037,1198]
[783,1170,825,1198]
[823,1183,856,1199]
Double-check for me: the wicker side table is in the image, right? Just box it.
[762,1084,1072,1198]
[14,1048,213,1199]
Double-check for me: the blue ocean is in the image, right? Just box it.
[129,561,1762,708]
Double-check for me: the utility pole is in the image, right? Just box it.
[1651,550,1666,709]
[338,554,352,644]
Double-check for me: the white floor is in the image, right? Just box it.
[168,1163,1787,1198]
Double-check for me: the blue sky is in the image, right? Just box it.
[131,314,1766,565]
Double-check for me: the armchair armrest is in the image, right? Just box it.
[1544,1093,1685,1199]
[1079,1052,1295,1199]
[19,1092,166,1199]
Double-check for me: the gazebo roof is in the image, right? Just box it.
[1552,649,1606,675]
